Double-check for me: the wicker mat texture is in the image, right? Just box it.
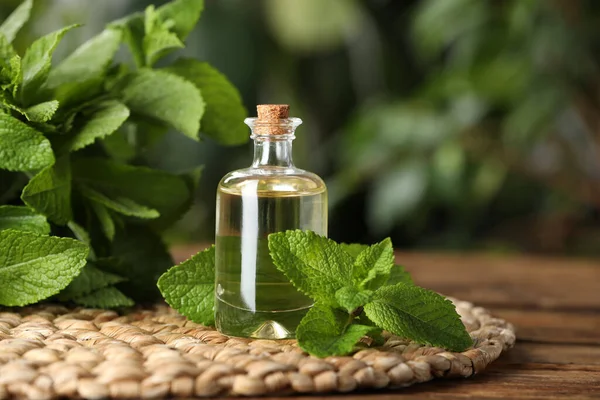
[0,299,515,399]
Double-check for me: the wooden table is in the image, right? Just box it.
[173,248,600,399]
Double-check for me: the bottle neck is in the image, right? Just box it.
[251,136,295,168]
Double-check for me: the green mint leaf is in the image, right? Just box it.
[364,283,472,351]
[268,230,354,307]
[386,264,413,285]
[80,185,160,219]
[165,59,247,145]
[101,129,136,163]
[369,328,386,347]
[46,28,122,103]
[157,0,204,41]
[73,286,134,308]
[354,237,394,290]
[341,242,413,286]
[67,221,90,245]
[120,69,204,140]
[0,229,88,306]
[0,205,49,235]
[143,5,160,35]
[157,245,215,326]
[66,221,96,259]
[110,0,203,68]
[89,201,115,241]
[0,34,17,70]
[111,14,145,68]
[0,55,21,98]
[144,29,183,67]
[143,5,183,67]
[72,157,192,228]
[22,100,59,122]
[0,0,32,43]
[335,286,373,313]
[21,156,72,225]
[107,224,173,302]
[296,303,374,357]
[340,243,367,258]
[20,24,79,104]
[58,264,125,300]
[355,313,379,328]
[0,112,54,171]
[63,100,130,152]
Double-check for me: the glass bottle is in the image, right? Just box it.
[214,104,327,339]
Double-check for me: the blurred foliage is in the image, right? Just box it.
[7,0,600,255]
[330,0,600,254]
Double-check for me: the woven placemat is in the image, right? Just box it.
[0,298,515,399]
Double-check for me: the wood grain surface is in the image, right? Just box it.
[171,247,600,399]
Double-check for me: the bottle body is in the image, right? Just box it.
[215,168,327,339]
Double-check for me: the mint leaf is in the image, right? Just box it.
[165,59,247,145]
[0,113,54,171]
[157,245,215,326]
[101,129,136,163]
[67,221,91,245]
[22,100,59,122]
[67,221,96,259]
[0,229,88,306]
[386,264,413,285]
[21,156,72,225]
[20,24,78,104]
[80,185,159,219]
[296,303,374,357]
[340,243,367,258]
[268,230,354,307]
[0,0,32,43]
[341,242,413,286]
[364,283,472,351]
[120,69,204,140]
[112,14,145,68]
[64,100,130,152]
[0,205,49,235]
[110,0,202,68]
[0,34,17,70]
[354,237,394,290]
[89,201,115,241]
[335,286,373,313]
[157,0,204,41]
[144,30,183,67]
[143,5,184,67]
[58,264,125,300]
[0,57,20,101]
[46,28,122,103]
[108,224,173,301]
[73,286,134,308]
[72,158,192,228]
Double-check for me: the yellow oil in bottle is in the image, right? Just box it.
[214,105,327,339]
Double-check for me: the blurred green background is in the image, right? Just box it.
[3,0,600,255]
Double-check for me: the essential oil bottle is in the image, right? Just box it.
[214,104,327,339]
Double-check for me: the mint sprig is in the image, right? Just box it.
[0,0,247,308]
[268,230,472,355]
[158,230,472,357]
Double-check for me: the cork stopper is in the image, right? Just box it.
[257,104,289,120]
[255,104,290,135]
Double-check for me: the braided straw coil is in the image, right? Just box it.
[0,299,515,399]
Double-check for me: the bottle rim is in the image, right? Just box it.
[245,117,302,139]
[244,117,302,128]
